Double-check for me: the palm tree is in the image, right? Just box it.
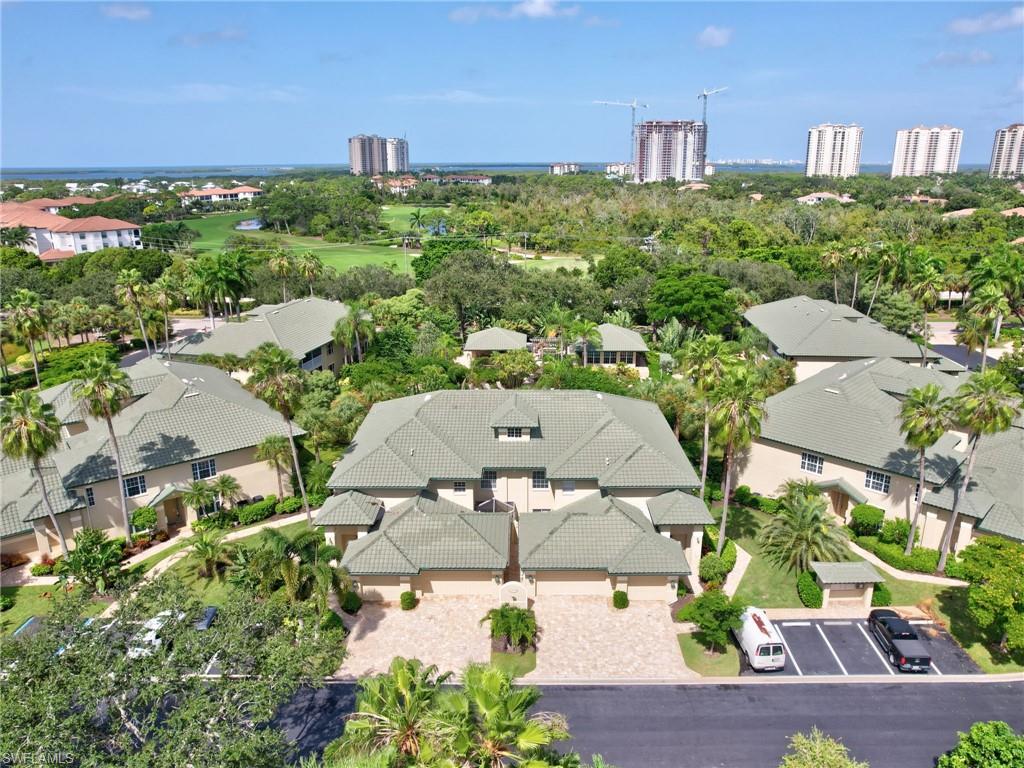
[333,302,375,363]
[190,530,231,578]
[654,380,694,439]
[820,242,845,304]
[182,479,217,521]
[268,249,295,303]
[538,306,574,356]
[149,275,180,353]
[115,268,152,357]
[4,289,46,388]
[0,392,70,554]
[246,343,311,522]
[936,371,1021,571]
[257,434,291,499]
[72,357,133,539]
[680,335,740,502]
[758,491,849,573]
[0,226,33,249]
[296,251,324,297]
[866,242,906,318]
[899,384,952,556]
[711,365,767,556]
[340,657,452,761]
[210,473,242,511]
[954,311,990,369]
[969,283,1011,371]
[571,318,601,367]
[908,257,944,366]
[408,209,425,231]
[847,240,871,309]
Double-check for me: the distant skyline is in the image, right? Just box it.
[2,1,1022,168]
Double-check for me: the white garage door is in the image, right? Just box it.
[534,571,612,596]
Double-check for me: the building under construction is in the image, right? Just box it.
[633,120,707,183]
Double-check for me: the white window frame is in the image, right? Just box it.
[453,481,467,495]
[532,470,548,490]
[481,470,497,490]
[506,427,523,439]
[123,475,147,498]
[85,487,95,507]
[562,479,575,495]
[864,470,891,494]
[191,458,217,481]
[800,452,824,476]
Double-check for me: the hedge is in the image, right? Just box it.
[856,535,940,574]
[849,504,885,536]
[699,554,729,587]
[275,496,303,515]
[131,506,158,532]
[871,582,892,607]
[797,571,823,608]
[400,591,417,611]
[879,518,913,548]
[703,526,738,575]
[0,594,13,611]
[237,495,278,526]
[754,496,779,515]
[612,590,629,610]
[30,563,54,577]
[341,590,363,614]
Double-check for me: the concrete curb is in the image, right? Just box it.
[321,673,1024,686]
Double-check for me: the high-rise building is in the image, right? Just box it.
[348,134,408,175]
[805,123,863,178]
[633,120,707,183]
[989,124,1024,178]
[890,126,962,177]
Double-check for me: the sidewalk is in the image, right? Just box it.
[722,543,752,597]
[847,541,967,587]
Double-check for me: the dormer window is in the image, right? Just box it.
[506,427,522,439]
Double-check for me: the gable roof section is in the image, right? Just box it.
[646,490,715,526]
[328,390,698,491]
[315,490,383,526]
[166,297,349,359]
[340,491,510,575]
[596,323,648,352]
[811,561,883,585]
[744,296,936,360]
[464,327,529,352]
[518,494,690,575]
[757,358,965,483]
[0,460,85,538]
[488,394,540,428]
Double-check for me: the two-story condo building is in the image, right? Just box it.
[178,185,263,206]
[0,202,141,260]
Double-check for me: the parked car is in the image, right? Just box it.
[734,607,786,672]
[194,606,218,631]
[868,609,931,673]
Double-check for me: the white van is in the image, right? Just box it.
[734,607,786,672]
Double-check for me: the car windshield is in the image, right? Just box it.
[887,621,917,639]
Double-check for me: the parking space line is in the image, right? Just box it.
[775,627,803,676]
[931,660,943,675]
[815,623,848,675]
[857,622,895,675]
[823,621,852,626]
[781,621,810,627]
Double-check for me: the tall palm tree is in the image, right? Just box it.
[246,343,311,522]
[820,242,845,304]
[908,257,944,367]
[936,371,1021,571]
[186,256,220,329]
[408,209,425,231]
[570,318,601,367]
[0,392,70,554]
[758,492,849,573]
[0,226,33,249]
[847,240,871,309]
[296,251,324,297]
[268,249,295,303]
[149,275,180,353]
[72,357,133,539]
[654,380,694,439]
[969,282,1011,371]
[257,434,291,499]
[954,311,990,369]
[333,302,375,363]
[680,335,740,502]
[899,384,952,556]
[711,364,767,556]
[210,473,242,511]
[115,268,152,357]
[866,241,906,318]
[4,289,46,388]
[538,306,574,356]
[182,480,217,521]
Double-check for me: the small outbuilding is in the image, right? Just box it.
[460,327,529,366]
[810,561,884,608]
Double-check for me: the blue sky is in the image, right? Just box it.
[2,1,1022,167]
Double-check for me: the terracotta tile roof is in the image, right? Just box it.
[180,186,262,197]
[49,216,139,232]
[0,203,68,229]
[38,249,76,262]
[28,196,100,208]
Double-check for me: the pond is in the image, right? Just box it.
[235,219,263,231]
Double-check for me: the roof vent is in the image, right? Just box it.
[595,393,603,399]
[184,391,200,398]
[424,394,432,402]
[409,448,415,456]
[865,359,876,365]
[838,373,847,380]
[605,457,610,465]
[824,388,840,394]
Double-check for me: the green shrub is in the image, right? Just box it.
[856,536,940,574]
[341,590,363,615]
[721,538,738,573]
[0,594,13,611]
[937,721,1024,768]
[879,518,912,548]
[237,495,278,526]
[481,604,538,650]
[612,590,629,609]
[704,486,724,503]
[944,557,967,581]
[275,496,303,515]
[308,491,328,509]
[400,591,417,611]
[871,582,892,607]
[131,506,158,532]
[797,571,823,608]
[30,563,54,576]
[320,610,345,631]
[849,504,885,536]
[699,553,729,586]
[732,485,755,507]
[755,496,779,515]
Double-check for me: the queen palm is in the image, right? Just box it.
[847,240,871,309]
[969,283,1011,371]
[333,302,374,363]
[954,311,990,369]
[0,225,33,249]
[570,318,601,367]
[0,392,69,554]
[246,343,311,522]
[866,241,907,318]
[268,249,295,303]
[5,288,46,388]
[296,251,324,296]
[711,364,766,556]
[758,492,849,573]
[72,357,133,538]
[820,242,845,304]
[257,434,291,499]
[899,384,952,556]
[538,306,574,356]
[115,268,152,357]
[210,473,242,511]
[936,371,1021,571]
[149,275,180,353]
[408,209,425,231]
[908,257,944,366]
[182,479,217,520]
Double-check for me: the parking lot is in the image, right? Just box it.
[740,619,981,677]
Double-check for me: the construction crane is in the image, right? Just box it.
[697,86,727,174]
[594,97,649,165]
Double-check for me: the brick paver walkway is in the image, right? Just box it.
[523,596,696,681]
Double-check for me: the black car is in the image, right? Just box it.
[194,606,218,631]
[868,609,931,673]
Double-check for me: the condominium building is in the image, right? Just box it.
[349,135,408,176]
[0,201,141,260]
[989,124,1024,178]
[890,126,962,178]
[633,120,707,183]
[805,123,863,178]
[549,162,580,175]
[386,137,410,174]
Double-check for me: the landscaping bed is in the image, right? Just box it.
[677,632,740,677]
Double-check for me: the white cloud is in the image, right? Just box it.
[926,49,994,67]
[59,83,305,105]
[100,4,151,21]
[583,15,620,28]
[947,6,1023,35]
[171,25,247,47]
[388,89,512,104]
[450,0,580,24]
[696,25,732,49]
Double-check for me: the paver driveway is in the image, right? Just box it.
[338,596,493,679]
[523,596,695,681]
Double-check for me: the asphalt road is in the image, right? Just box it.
[277,681,1024,768]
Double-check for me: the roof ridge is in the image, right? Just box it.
[457,510,508,561]
[547,414,615,477]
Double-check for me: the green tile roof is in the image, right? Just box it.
[166,297,349,359]
[595,323,648,353]
[464,327,529,352]
[315,490,383,526]
[488,394,540,428]
[339,491,510,575]
[814,478,868,505]
[0,461,85,537]
[758,358,966,484]
[745,296,938,360]
[646,490,715,526]
[328,390,699,492]
[811,561,883,584]
[519,494,690,575]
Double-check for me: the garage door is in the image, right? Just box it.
[358,576,403,602]
[534,571,611,596]
[626,576,672,601]
[829,586,865,600]
[412,571,497,596]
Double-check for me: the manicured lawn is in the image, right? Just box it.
[677,632,740,677]
[721,506,803,609]
[1,585,106,635]
[508,255,590,271]
[379,204,446,231]
[490,650,537,678]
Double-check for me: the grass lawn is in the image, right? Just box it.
[1,585,106,635]
[508,255,590,271]
[490,650,537,679]
[677,632,740,677]
[722,506,802,609]
[379,204,446,231]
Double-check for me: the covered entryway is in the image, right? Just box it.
[814,478,868,522]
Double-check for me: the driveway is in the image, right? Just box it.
[524,596,694,681]
[337,596,493,679]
